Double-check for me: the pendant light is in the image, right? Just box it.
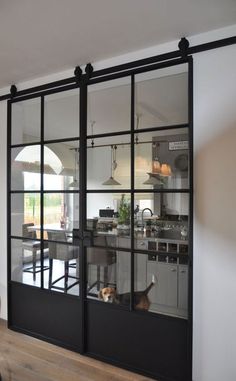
[143,141,172,185]
[90,120,95,147]
[152,142,162,174]
[102,145,121,186]
[68,148,79,188]
[143,173,164,185]
[160,163,172,176]
[135,113,141,144]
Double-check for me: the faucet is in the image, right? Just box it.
[141,208,153,231]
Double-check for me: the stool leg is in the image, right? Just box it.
[104,266,108,287]
[33,249,36,282]
[49,259,53,289]
[65,261,69,292]
[97,265,100,291]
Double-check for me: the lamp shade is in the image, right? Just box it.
[152,159,161,174]
[161,164,172,176]
[143,173,164,185]
[102,145,121,186]
[68,178,79,188]
[102,176,121,186]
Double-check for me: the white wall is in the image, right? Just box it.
[0,23,236,381]
[0,100,7,320]
[193,44,236,381]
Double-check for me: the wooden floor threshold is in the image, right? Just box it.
[0,319,154,381]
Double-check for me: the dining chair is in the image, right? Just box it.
[87,234,116,297]
[22,223,49,281]
[47,231,79,293]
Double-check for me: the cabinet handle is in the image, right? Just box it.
[140,242,145,246]
[170,268,177,272]
[180,270,186,273]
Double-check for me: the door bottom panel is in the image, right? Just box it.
[9,282,82,352]
[86,300,188,381]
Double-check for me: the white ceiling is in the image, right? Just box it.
[0,0,235,88]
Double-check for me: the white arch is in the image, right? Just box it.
[15,145,63,175]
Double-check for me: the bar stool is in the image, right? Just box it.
[22,223,48,281]
[47,231,79,293]
[87,234,116,296]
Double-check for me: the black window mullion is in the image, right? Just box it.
[79,81,87,353]
[40,96,44,289]
[43,136,80,145]
[10,141,41,149]
[130,74,135,311]
[7,100,12,312]
[187,56,193,380]
[43,190,80,194]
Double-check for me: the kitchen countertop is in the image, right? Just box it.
[96,228,188,244]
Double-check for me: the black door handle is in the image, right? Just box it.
[72,228,93,247]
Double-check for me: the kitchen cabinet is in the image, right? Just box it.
[116,251,147,293]
[178,265,188,310]
[134,253,147,291]
[147,257,188,318]
[156,263,178,307]
[88,233,188,318]
[117,236,131,249]
[147,261,178,308]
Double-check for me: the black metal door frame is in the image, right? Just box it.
[7,84,83,351]
[79,56,193,381]
[7,53,193,381]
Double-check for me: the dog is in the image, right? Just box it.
[98,275,156,311]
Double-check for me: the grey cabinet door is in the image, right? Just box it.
[117,251,147,294]
[178,265,188,310]
[147,261,178,308]
[156,263,178,307]
[134,253,147,291]
[147,259,158,305]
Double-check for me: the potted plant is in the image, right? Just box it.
[117,194,131,235]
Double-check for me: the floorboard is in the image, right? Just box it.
[0,319,154,381]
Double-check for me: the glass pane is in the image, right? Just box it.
[135,128,189,189]
[11,145,41,191]
[87,249,131,307]
[87,134,130,190]
[88,77,131,135]
[87,193,131,249]
[43,193,79,241]
[44,141,79,191]
[44,89,79,140]
[11,98,41,145]
[134,193,189,251]
[135,63,188,130]
[11,238,43,287]
[134,253,188,318]
[11,193,41,238]
[44,239,79,296]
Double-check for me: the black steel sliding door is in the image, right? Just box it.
[8,57,193,381]
[83,58,193,381]
[8,86,83,351]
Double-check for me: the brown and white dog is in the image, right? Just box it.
[98,275,156,311]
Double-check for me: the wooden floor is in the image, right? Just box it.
[0,319,154,381]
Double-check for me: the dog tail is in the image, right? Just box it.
[144,274,156,295]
